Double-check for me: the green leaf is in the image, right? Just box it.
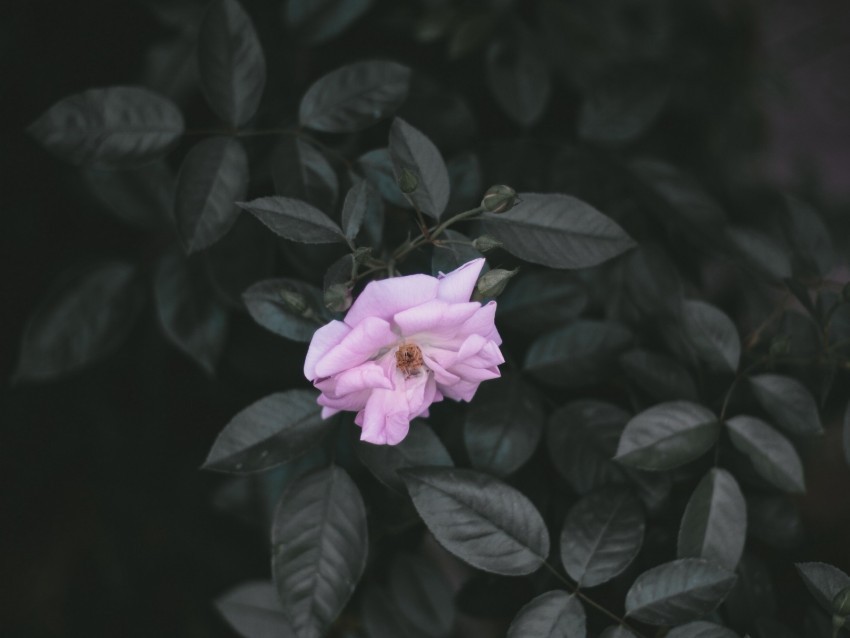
[340,179,377,241]
[615,401,719,471]
[483,193,636,269]
[560,488,645,587]
[783,195,835,276]
[272,466,368,638]
[357,148,410,208]
[666,621,738,638]
[214,581,294,638]
[388,554,455,638]
[29,86,183,167]
[599,627,637,637]
[242,278,327,342]
[271,137,338,213]
[463,373,545,477]
[431,230,485,276]
[506,591,585,638]
[388,118,451,220]
[203,390,334,474]
[726,416,805,493]
[496,270,588,334]
[299,61,411,133]
[725,226,792,281]
[748,374,823,436]
[681,300,740,373]
[198,0,266,127]
[174,136,249,253]
[153,250,229,374]
[15,262,144,382]
[619,349,698,402]
[237,196,344,243]
[677,469,746,571]
[361,583,424,638]
[486,28,551,128]
[796,562,850,623]
[400,467,550,576]
[546,401,629,494]
[356,420,453,492]
[624,558,737,625]
[283,0,373,44]
[524,320,632,387]
[83,161,175,230]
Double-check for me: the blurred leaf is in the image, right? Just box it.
[624,558,737,625]
[677,469,746,571]
[15,262,144,382]
[448,13,498,59]
[483,193,636,269]
[388,554,455,638]
[356,420,453,492]
[29,86,183,167]
[271,137,338,213]
[388,118,450,220]
[725,227,791,281]
[497,270,588,334]
[725,416,805,493]
[783,195,834,276]
[747,494,803,549]
[456,573,534,619]
[463,373,545,477]
[358,148,410,208]
[547,400,629,494]
[203,390,334,474]
[560,488,645,587]
[506,591,586,638]
[283,0,373,44]
[748,374,823,436]
[666,621,737,637]
[619,349,698,402]
[486,27,551,127]
[154,251,229,374]
[215,581,294,638]
[238,196,345,243]
[615,401,719,471]
[272,466,368,638]
[784,278,819,321]
[524,320,632,387]
[446,152,482,212]
[361,583,424,638]
[83,161,174,230]
[400,467,550,576]
[174,136,249,253]
[299,61,411,133]
[198,0,265,127]
[844,401,850,469]
[242,278,327,342]
[796,562,850,628]
[599,627,637,637]
[725,554,776,632]
[431,230,485,276]
[340,179,376,241]
[681,300,740,373]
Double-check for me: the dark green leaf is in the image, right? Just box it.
[271,137,338,213]
[203,390,333,474]
[783,195,834,276]
[524,320,632,387]
[198,0,265,127]
[483,193,636,269]
[619,349,698,402]
[15,262,144,382]
[388,554,455,638]
[154,250,229,374]
[174,136,248,253]
[677,469,746,571]
[283,0,373,44]
[357,148,409,208]
[725,227,792,281]
[796,562,850,623]
[463,373,545,477]
[747,494,803,548]
[547,401,629,494]
[237,196,344,243]
[748,374,823,436]
[497,270,588,334]
[361,583,423,638]
[624,558,737,625]
[299,61,411,133]
[615,401,719,471]
[506,591,585,638]
[431,230,485,276]
[486,28,551,128]
[357,420,453,492]
[560,488,645,587]
[726,416,805,493]
[388,118,450,220]
[666,621,737,638]
[725,554,777,631]
[400,467,550,576]
[83,161,174,230]
[341,179,376,241]
[599,627,637,637]
[681,300,740,373]
[29,86,184,167]
[272,466,368,638]
[214,581,294,638]
[242,278,327,342]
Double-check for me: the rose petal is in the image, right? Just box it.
[393,299,480,337]
[344,275,439,327]
[459,302,502,345]
[436,258,486,303]
[304,320,351,380]
[315,361,393,397]
[313,317,398,378]
[359,387,411,445]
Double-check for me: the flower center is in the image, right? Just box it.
[395,343,424,378]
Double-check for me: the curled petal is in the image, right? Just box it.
[313,317,397,378]
[459,301,501,345]
[393,299,480,337]
[344,275,439,327]
[436,257,486,303]
[315,361,393,397]
[303,320,350,379]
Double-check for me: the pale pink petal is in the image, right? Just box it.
[359,387,411,444]
[459,301,502,345]
[436,258,486,303]
[451,363,501,383]
[393,299,480,337]
[333,362,393,396]
[303,320,351,380]
[318,388,371,412]
[321,406,340,418]
[421,352,460,385]
[438,379,479,402]
[313,317,398,378]
[344,275,439,327]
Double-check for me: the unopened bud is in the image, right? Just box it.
[476,268,518,299]
[279,289,309,315]
[325,283,352,313]
[833,586,850,617]
[481,185,518,213]
[769,335,791,357]
[398,168,419,194]
[353,246,372,265]
[472,235,503,252]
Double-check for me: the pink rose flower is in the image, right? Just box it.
[304,258,504,445]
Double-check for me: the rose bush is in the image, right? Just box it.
[304,258,503,445]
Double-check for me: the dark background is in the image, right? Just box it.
[2,0,849,636]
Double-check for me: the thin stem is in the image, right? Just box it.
[392,205,484,261]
